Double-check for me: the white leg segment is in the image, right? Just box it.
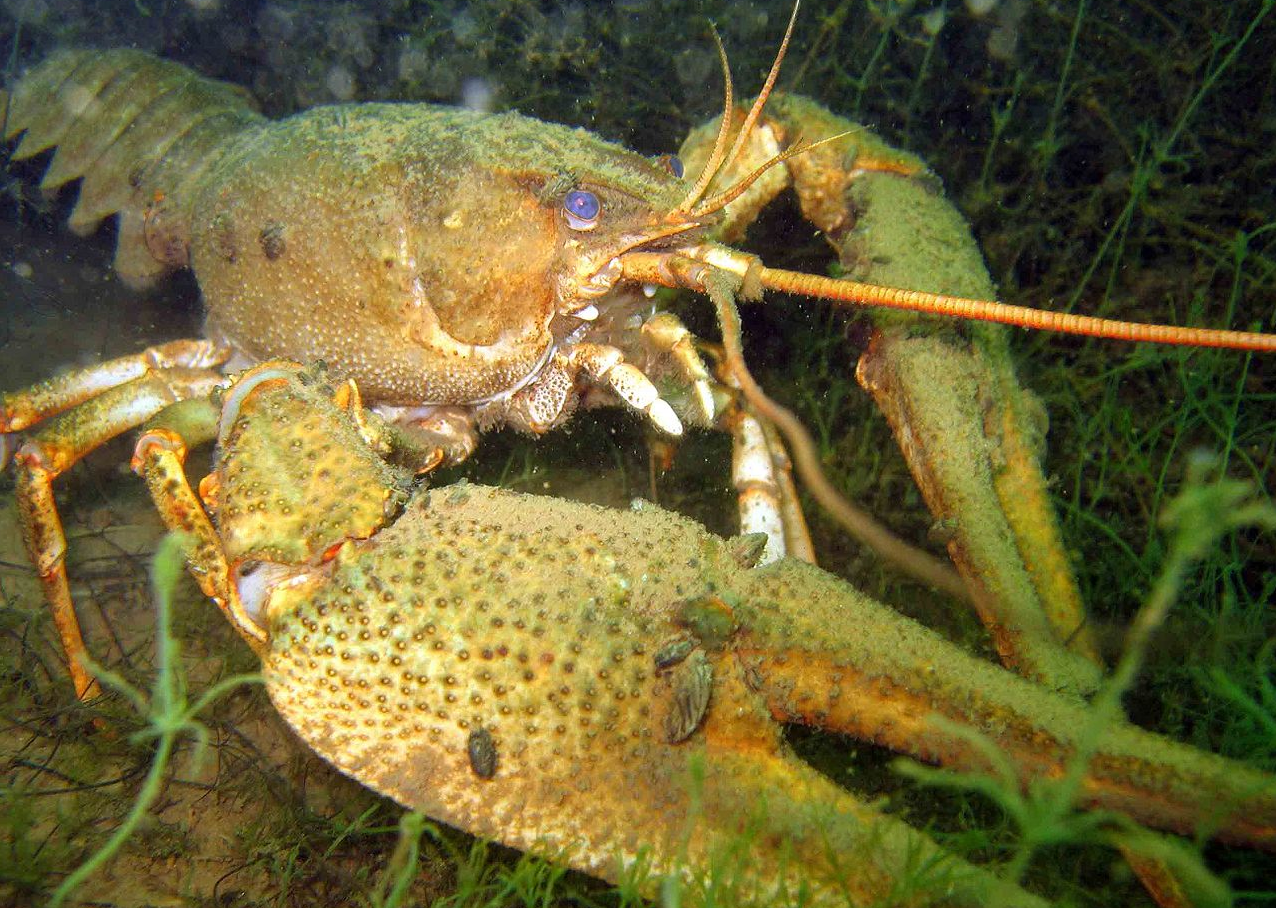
[641,312,716,424]
[730,409,786,564]
[568,343,683,436]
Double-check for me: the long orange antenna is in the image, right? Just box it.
[617,250,1276,352]
[759,266,1276,351]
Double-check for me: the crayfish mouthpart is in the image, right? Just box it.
[577,256,624,300]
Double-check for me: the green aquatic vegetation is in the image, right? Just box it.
[1033,0,1087,176]
[1068,0,1274,316]
[897,455,1276,900]
[975,71,1024,199]
[366,811,431,908]
[1203,640,1276,772]
[48,534,260,907]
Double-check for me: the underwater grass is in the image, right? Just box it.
[48,534,261,907]
[897,457,1275,899]
[1067,0,1274,316]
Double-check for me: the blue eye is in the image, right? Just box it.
[654,154,685,179]
[563,188,600,230]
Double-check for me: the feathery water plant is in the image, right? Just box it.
[49,534,260,907]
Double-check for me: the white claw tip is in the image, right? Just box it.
[642,283,658,298]
[649,399,682,436]
[576,304,599,321]
[696,384,716,424]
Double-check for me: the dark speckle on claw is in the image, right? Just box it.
[467,727,498,780]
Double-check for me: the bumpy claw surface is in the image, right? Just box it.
[258,484,1050,907]
[679,94,1104,695]
[126,368,1275,907]
[254,483,1276,904]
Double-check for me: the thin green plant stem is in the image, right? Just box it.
[49,534,260,907]
[1156,0,1275,158]
[1036,0,1087,171]
[322,804,381,861]
[977,72,1024,195]
[786,0,852,94]
[369,811,432,908]
[1217,225,1273,472]
[851,21,893,118]
[1067,134,1150,313]
[1068,0,1273,313]
[49,734,175,907]
[903,4,944,141]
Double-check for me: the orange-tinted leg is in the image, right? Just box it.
[11,368,223,698]
[131,417,268,653]
[0,339,227,434]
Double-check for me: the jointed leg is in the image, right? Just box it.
[10,364,224,698]
[722,402,815,566]
[131,403,267,652]
[640,312,717,425]
[0,339,227,434]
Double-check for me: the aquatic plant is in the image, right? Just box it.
[48,534,259,907]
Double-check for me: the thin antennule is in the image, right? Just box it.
[672,0,800,217]
[691,131,854,218]
[672,26,735,216]
[714,0,801,183]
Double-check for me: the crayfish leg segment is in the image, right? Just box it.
[372,405,478,470]
[0,338,229,434]
[8,362,225,699]
[640,312,716,424]
[721,402,816,566]
[729,410,786,565]
[561,343,683,436]
[132,427,269,650]
[13,452,97,699]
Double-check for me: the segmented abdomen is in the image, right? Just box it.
[3,49,263,288]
